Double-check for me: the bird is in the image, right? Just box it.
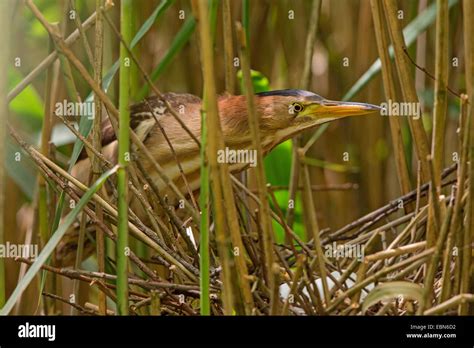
[57,89,379,266]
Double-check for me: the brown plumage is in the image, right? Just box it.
[58,89,379,266]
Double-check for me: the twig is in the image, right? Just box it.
[42,292,95,315]
[326,248,434,313]
[403,47,463,100]
[424,294,474,315]
[365,241,426,262]
[69,0,94,65]
[265,183,359,192]
[323,164,457,243]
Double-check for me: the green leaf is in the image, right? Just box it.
[0,166,119,315]
[131,0,174,48]
[8,69,43,128]
[237,69,270,94]
[362,281,424,314]
[265,140,292,184]
[68,97,95,169]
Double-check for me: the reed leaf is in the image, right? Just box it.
[344,0,458,101]
[362,281,424,314]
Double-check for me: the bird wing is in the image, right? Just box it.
[77,93,201,161]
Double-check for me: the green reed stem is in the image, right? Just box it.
[116,0,133,315]
[199,110,210,315]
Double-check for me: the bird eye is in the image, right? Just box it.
[292,103,304,113]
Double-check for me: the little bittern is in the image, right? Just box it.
[59,89,379,265]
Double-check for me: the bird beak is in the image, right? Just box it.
[301,100,380,122]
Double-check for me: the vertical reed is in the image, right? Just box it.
[370,0,412,196]
[116,0,133,315]
[199,109,210,315]
[222,0,235,94]
[427,0,449,250]
[0,0,13,308]
[37,34,56,315]
[236,22,277,313]
[194,0,234,314]
[461,0,474,315]
[383,0,431,184]
[286,0,321,240]
[93,0,106,315]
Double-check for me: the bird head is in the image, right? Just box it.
[255,89,380,133]
[218,89,380,150]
